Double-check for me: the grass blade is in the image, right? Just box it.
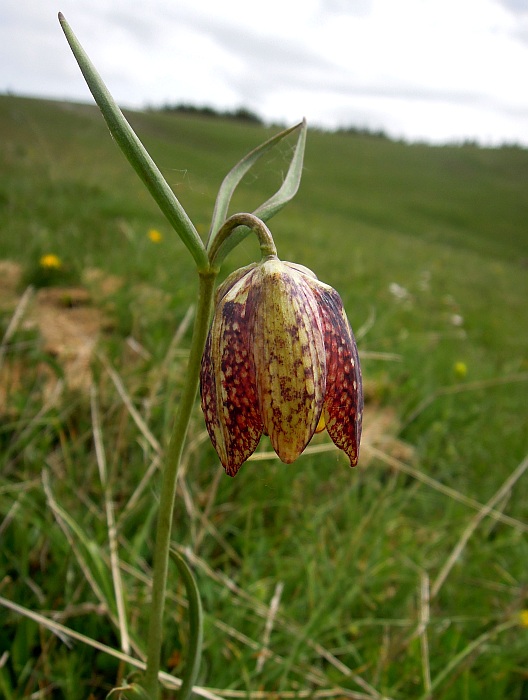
[91,384,130,655]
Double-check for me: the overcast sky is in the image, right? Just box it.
[2,0,528,146]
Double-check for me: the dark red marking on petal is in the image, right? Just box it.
[200,275,264,476]
[311,285,363,466]
[248,261,326,464]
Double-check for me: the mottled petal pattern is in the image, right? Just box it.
[249,259,326,463]
[200,254,363,475]
[312,285,363,466]
[200,270,263,476]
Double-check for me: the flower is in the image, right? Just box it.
[148,228,163,243]
[454,361,468,379]
[520,610,528,628]
[39,254,62,269]
[200,256,363,476]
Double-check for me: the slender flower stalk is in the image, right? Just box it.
[143,270,216,698]
[209,213,277,266]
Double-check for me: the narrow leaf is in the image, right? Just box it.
[207,119,307,263]
[58,13,208,271]
[254,118,307,222]
[169,549,203,700]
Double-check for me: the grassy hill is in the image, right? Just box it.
[1,94,527,699]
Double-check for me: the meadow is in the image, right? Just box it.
[1,93,527,699]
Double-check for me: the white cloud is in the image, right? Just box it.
[1,0,527,145]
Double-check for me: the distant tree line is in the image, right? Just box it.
[147,102,526,149]
[151,102,395,139]
[333,125,389,139]
[152,102,264,125]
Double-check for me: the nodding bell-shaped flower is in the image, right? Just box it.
[200,256,363,476]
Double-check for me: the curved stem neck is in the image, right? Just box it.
[208,213,277,267]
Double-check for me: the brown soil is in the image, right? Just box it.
[0,260,116,408]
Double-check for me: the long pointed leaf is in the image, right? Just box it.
[253,118,307,221]
[207,119,307,263]
[169,549,203,700]
[58,13,208,271]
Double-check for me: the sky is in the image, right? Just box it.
[2,0,528,147]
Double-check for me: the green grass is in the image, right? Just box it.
[1,94,528,699]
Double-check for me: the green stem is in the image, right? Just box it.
[143,269,216,698]
[208,213,278,269]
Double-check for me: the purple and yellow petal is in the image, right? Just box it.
[200,254,363,475]
[249,259,326,463]
[311,284,363,466]
[200,268,263,476]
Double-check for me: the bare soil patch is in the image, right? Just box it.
[0,260,116,408]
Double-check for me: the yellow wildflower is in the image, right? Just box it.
[39,254,62,269]
[520,610,528,628]
[454,361,467,379]
[148,229,162,243]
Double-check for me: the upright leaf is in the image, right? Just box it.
[58,14,208,271]
[207,120,307,265]
[169,549,203,700]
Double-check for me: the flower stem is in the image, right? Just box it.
[208,213,278,268]
[143,269,216,699]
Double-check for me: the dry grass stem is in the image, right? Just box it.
[256,581,284,673]
[359,351,402,362]
[145,303,195,419]
[212,619,325,688]
[431,452,528,598]
[0,500,21,539]
[419,572,431,693]
[90,383,130,655]
[100,353,162,455]
[202,687,380,700]
[117,453,162,527]
[42,469,111,617]
[125,335,152,360]
[0,285,34,370]
[404,372,528,428]
[367,446,528,534]
[193,465,224,553]
[8,379,64,457]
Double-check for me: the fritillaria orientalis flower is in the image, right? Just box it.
[200,255,363,476]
